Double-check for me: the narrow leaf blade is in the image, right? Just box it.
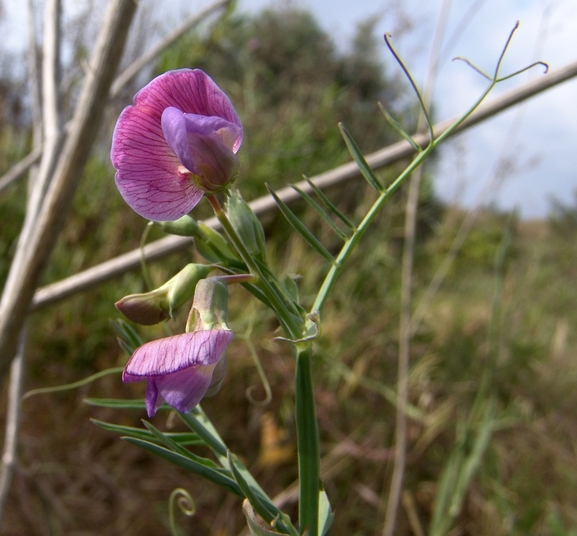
[84,398,152,410]
[91,418,203,446]
[378,102,422,152]
[122,437,242,497]
[305,177,355,230]
[339,124,384,192]
[267,185,335,264]
[291,185,348,240]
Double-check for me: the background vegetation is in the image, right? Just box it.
[0,3,576,535]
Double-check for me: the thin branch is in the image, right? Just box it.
[110,0,231,98]
[0,0,138,380]
[28,59,577,312]
[26,0,42,149]
[26,0,63,218]
[0,329,26,525]
[0,147,43,195]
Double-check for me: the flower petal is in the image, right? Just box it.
[111,69,243,221]
[153,363,218,415]
[122,329,234,379]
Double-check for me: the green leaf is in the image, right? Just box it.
[141,420,214,462]
[122,437,243,497]
[339,124,384,193]
[242,500,285,536]
[110,318,144,354]
[84,398,152,410]
[267,185,335,264]
[291,185,348,240]
[378,102,422,152]
[228,452,281,523]
[91,418,203,446]
[295,348,320,536]
[304,177,355,231]
[179,407,229,462]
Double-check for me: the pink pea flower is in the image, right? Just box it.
[122,329,233,417]
[111,69,243,221]
[122,277,233,417]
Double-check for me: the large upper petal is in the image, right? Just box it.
[111,69,243,221]
[122,329,234,380]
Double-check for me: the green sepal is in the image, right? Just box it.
[156,215,201,236]
[122,437,243,497]
[339,123,384,193]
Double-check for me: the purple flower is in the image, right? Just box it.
[122,329,234,417]
[111,69,243,221]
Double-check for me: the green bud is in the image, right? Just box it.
[156,215,202,237]
[225,190,267,261]
[196,222,238,263]
[187,277,230,332]
[115,263,211,325]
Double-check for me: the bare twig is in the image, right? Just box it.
[0,0,138,379]
[26,0,63,218]
[0,146,43,195]
[110,0,231,98]
[27,59,577,312]
[0,329,26,524]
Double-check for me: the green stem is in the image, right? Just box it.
[311,80,499,316]
[208,196,302,339]
[295,346,320,535]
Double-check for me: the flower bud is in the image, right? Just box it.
[226,190,266,261]
[187,277,230,332]
[156,215,201,237]
[116,263,211,325]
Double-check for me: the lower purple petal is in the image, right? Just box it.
[155,364,217,414]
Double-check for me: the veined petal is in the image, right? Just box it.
[122,329,234,379]
[111,69,243,221]
[162,107,241,192]
[154,363,218,415]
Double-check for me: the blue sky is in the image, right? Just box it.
[3,0,576,218]
[236,0,577,218]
